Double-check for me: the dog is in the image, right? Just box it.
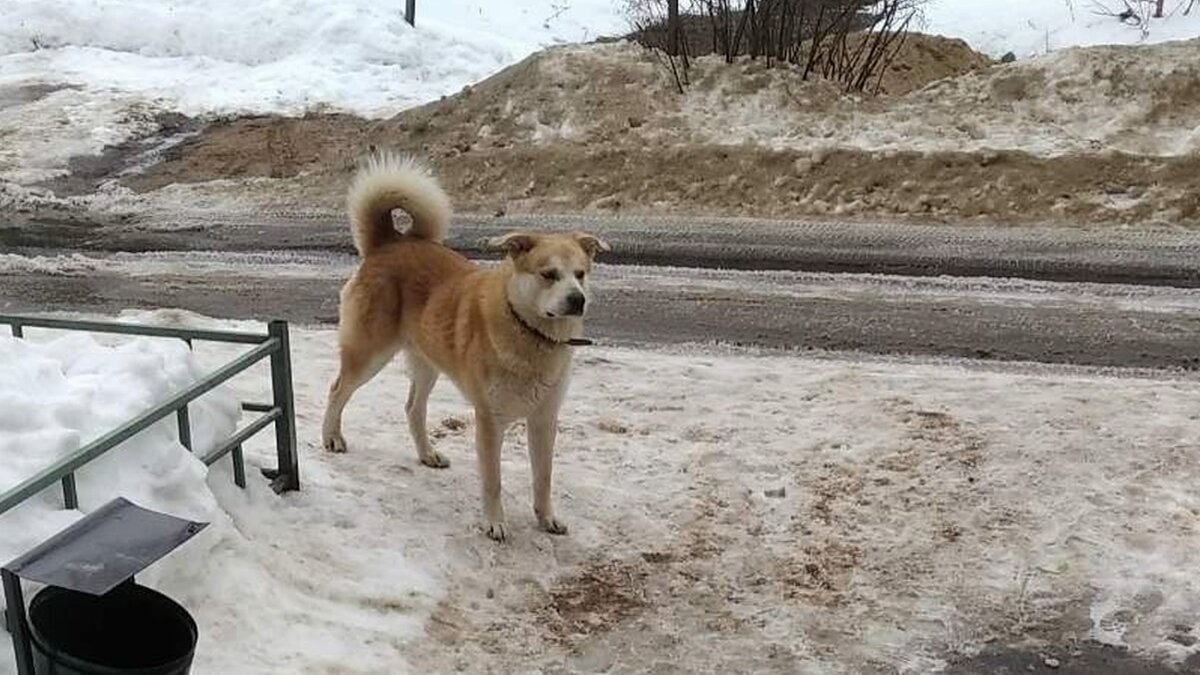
[321,153,608,541]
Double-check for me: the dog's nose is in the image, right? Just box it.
[565,292,586,315]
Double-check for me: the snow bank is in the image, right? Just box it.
[0,326,440,674]
[0,0,627,117]
[0,332,239,560]
[0,1,626,183]
[675,33,1200,156]
[923,0,1200,58]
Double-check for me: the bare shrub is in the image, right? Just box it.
[625,0,926,95]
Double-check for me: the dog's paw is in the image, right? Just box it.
[484,522,509,542]
[419,449,450,469]
[324,433,348,453]
[540,517,569,536]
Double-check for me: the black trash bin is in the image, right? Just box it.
[25,581,196,667]
[27,583,198,675]
[3,498,208,675]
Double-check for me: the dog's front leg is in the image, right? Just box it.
[527,401,568,535]
[474,411,508,541]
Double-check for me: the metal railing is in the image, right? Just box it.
[0,315,299,519]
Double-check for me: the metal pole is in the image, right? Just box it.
[2,568,34,674]
[232,445,246,488]
[176,405,192,452]
[61,474,77,510]
[0,314,266,344]
[267,321,299,492]
[405,0,415,26]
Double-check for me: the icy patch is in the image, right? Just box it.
[0,85,158,183]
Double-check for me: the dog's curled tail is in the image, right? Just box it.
[347,152,452,255]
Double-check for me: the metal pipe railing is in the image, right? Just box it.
[0,315,265,344]
[0,338,279,516]
[0,315,301,518]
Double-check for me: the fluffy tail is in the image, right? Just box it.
[346,152,452,256]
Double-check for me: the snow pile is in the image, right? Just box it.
[923,0,1200,58]
[508,38,1200,157]
[677,35,1200,156]
[855,35,1200,156]
[0,0,626,183]
[0,326,440,674]
[0,333,239,560]
[0,0,627,117]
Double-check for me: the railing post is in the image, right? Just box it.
[267,321,299,492]
[61,474,77,510]
[232,445,246,488]
[3,568,34,674]
[176,406,192,452]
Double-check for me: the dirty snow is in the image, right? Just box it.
[676,36,1200,157]
[5,310,1200,672]
[0,85,164,184]
[437,38,1200,160]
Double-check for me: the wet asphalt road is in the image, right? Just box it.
[1,263,1199,371]
[1,210,1198,371]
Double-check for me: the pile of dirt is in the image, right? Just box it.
[871,33,993,96]
[102,35,1200,227]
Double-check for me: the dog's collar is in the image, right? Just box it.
[508,303,593,347]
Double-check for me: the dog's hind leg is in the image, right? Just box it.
[405,354,449,468]
[322,344,394,453]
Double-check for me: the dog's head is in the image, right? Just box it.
[489,231,610,319]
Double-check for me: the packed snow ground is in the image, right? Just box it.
[3,310,1200,673]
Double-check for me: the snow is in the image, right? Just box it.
[0,331,239,550]
[922,0,1200,58]
[673,33,1200,156]
[0,0,627,118]
[0,323,440,675]
[0,0,627,183]
[4,310,1200,672]
[0,0,1196,185]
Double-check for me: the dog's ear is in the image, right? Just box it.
[573,232,611,258]
[486,232,538,258]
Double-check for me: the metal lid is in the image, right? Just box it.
[3,497,208,596]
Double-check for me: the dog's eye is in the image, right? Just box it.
[541,270,560,282]
[574,271,585,281]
